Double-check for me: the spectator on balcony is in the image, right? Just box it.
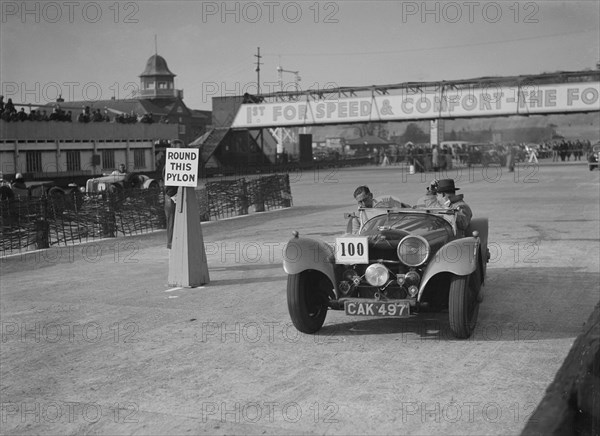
[92,109,104,122]
[140,113,154,124]
[17,108,28,121]
[78,106,91,123]
[49,107,60,121]
[5,98,15,114]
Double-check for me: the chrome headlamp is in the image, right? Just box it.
[365,263,389,287]
[397,235,430,267]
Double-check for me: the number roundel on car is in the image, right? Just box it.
[397,235,430,267]
[335,236,368,264]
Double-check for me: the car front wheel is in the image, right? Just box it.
[287,270,331,334]
[448,271,479,339]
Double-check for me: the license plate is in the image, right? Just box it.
[344,301,410,317]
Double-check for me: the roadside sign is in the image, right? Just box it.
[164,148,199,187]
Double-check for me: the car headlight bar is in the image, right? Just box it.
[364,263,390,287]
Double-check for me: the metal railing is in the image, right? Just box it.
[0,174,292,256]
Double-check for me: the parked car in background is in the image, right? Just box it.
[0,179,75,201]
[85,172,159,194]
[467,143,506,167]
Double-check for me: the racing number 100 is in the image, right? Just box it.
[339,242,364,257]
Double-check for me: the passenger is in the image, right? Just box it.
[415,179,472,234]
[414,180,443,208]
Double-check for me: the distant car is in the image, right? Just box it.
[85,172,159,193]
[467,143,505,167]
[588,143,600,171]
[283,205,489,339]
[0,180,72,201]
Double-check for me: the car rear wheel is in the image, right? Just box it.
[448,271,479,339]
[287,270,331,334]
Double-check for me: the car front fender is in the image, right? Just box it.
[468,217,489,279]
[418,237,479,301]
[142,177,157,189]
[283,237,337,290]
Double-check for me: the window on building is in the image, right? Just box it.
[177,106,183,113]
[101,150,115,170]
[133,149,146,169]
[179,124,186,135]
[26,151,42,173]
[66,151,81,171]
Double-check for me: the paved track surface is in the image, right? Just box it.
[1,162,599,435]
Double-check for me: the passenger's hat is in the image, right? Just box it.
[436,179,459,193]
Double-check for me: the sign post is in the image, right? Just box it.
[165,147,209,287]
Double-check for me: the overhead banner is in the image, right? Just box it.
[231,82,600,128]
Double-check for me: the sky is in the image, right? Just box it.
[1,0,599,111]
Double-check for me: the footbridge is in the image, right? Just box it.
[231,70,600,129]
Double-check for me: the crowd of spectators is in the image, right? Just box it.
[544,139,592,162]
[359,138,594,171]
[1,96,165,125]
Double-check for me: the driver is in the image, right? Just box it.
[415,179,472,235]
[111,163,127,175]
[350,185,411,233]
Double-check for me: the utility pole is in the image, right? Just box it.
[254,47,262,94]
[254,47,264,165]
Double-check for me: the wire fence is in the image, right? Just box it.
[0,174,292,256]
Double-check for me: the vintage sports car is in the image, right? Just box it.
[283,206,489,339]
[85,173,158,193]
[588,143,600,171]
